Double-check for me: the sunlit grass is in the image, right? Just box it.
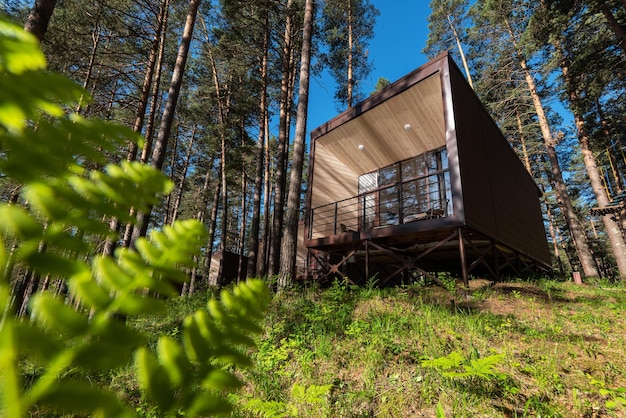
[115,278,626,417]
[229,278,626,417]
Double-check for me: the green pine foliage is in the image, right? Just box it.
[0,17,268,417]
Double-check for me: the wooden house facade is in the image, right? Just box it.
[303,52,551,286]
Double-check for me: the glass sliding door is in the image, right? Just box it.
[357,146,451,227]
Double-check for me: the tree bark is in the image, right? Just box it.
[187,154,217,295]
[278,0,314,290]
[505,18,599,278]
[206,45,230,287]
[169,126,196,224]
[206,180,222,287]
[257,113,272,275]
[131,0,201,244]
[24,0,57,43]
[247,1,270,278]
[120,49,166,249]
[268,0,295,276]
[447,14,474,89]
[514,107,532,174]
[347,1,354,108]
[596,1,626,57]
[237,164,247,283]
[566,88,626,278]
[76,12,102,115]
[126,0,170,162]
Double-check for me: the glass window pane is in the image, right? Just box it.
[440,148,448,170]
[426,152,438,173]
[402,180,419,216]
[358,171,378,194]
[378,163,398,187]
[401,158,419,181]
[379,186,399,225]
[361,192,376,229]
[415,155,427,177]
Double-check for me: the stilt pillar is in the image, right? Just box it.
[458,228,469,287]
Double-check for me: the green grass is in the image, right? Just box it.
[117,279,626,417]
[230,278,626,417]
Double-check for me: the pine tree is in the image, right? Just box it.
[316,0,379,109]
[278,0,314,289]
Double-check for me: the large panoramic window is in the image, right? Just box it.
[358,147,450,227]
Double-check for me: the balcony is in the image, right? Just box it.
[309,172,450,240]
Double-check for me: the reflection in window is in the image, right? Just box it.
[379,186,399,225]
[358,147,450,227]
[378,163,398,187]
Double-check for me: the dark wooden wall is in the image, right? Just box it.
[447,58,551,267]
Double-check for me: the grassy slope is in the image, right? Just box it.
[134,279,626,417]
[237,279,626,417]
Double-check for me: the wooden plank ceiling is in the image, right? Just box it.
[315,72,446,176]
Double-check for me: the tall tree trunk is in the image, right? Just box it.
[515,107,532,173]
[131,0,201,244]
[126,0,170,162]
[162,127,179,225]
[186,155,217,295]
[269,0,295,276]
[597,100,626,237]
[206,46,230,287]
[278,0,314,289]
[76,12,102,115]
[169,126,196,224]
[596,1,626,57]
[561,60,626,278]
[258,115,272,275]
[347,1,354,108]
[237,167,247,283]
[23,0,57,43]
[139,10,169,166]
[545,195,566,274]
[505,18,599,278]
[447,14,474,89]
[206,180,222,287]
[597,100,625,194]
[247,1,270,278]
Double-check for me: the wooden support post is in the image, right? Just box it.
[365,240,370,282]
[458,228,469,287]
[492,241,501,281]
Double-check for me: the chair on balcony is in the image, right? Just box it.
[403,199,448,223]
[340,223,357,233]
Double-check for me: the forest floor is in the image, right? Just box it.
[136,277,626,417]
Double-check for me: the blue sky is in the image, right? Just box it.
[307,1,433,133]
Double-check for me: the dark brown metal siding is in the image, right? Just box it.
[448,59,551,267]
[447,62,498,235]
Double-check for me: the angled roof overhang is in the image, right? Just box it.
[310,54,449,175]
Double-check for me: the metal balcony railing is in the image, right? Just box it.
[309,173,450,239]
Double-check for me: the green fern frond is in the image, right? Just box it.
[0,18,269,418]
[421,351,464,371]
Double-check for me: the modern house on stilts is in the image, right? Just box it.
[303,52,551,286]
